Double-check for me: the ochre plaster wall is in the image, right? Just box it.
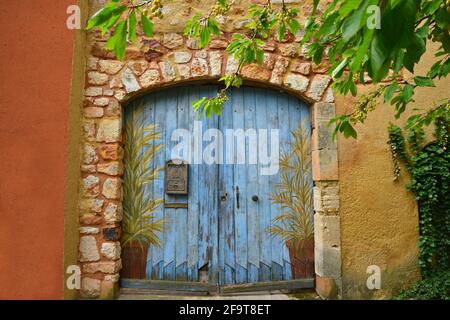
[337,44,450,299]
[0,0,79,299]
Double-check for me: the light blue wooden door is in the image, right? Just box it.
[218,86,312,285]
[125,85,312,285]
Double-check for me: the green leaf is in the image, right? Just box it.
[200,27,211,48]
[115,20,128,60]
[106,20,128,60]
[278,23,286,41]
[245,48,255,64]
[288,18,301,36]
[370,31,389,74]
[87,2,118,30]
[332,58,348,79]
[341,2,366,41]
[403,84,414,103]
[128,10,137,43]
[141,14,154,37]
[384,81,398,103]
[192,97,206,112]
[350,29,374,73]
[338,0,361,17]
[208,18,221,36]
[413,76,435,87]
[256,48,264,65]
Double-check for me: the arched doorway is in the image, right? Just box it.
[120,85,314,293]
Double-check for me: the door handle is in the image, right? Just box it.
[236,186,240,209]
[221,193,228,202]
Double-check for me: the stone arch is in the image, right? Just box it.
[79,33,342,299]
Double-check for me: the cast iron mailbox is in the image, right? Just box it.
[165,159,189,195]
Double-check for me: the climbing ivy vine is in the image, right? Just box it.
[388,105,450,277]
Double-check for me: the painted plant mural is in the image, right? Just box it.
[269,121,315,279]
[121,106,165,279]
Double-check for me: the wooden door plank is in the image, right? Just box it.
[163,91,178,280]
[197,86,220,283]
[244,86,260,283]
[255,87,272,282]
[197,87,209,273]
[218,91,236,285]
[175,87,190,281]
[207,85,220,284]
[151,90,167,280]
[266,90,283,281]
[232,88,248,284]
[141,95,156,278]
[187,87,200,282]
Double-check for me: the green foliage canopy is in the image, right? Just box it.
[87,0,450,137]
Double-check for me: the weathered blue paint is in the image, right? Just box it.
[127,85,311,285]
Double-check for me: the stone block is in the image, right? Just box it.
[209,51,223,76]
[284,73,309,92]
[314,215,341,248]
[315,244,342,279]
[84,107,104,118]
[82,175,100,197]
[121,68,140,93]
[162,33,183,49]
[312,120,337,151]
[83,144,98,165]
[191,57,208,77]
[99,144,123,161]
[99,60,124,75]
[81,277,101,298]
[306,75,331,101]
[173,51,192,64]
[97,162,123,176]
[140,69,160,87]
[101,242,121,260]
[102,178,122,200]
[79,236,100,262]
[83,260,122,274]
[159,61,176,81]
[241,64,271,81]
[103,202,123,224]
[85,87,103,97]
[88,72,109,85]
[96,119,121,143]
[103,227,121,241]
[312,148,339,181]
[79,198,104,214]
[80,227,100,235]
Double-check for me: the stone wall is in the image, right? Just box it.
[79,0,341,299]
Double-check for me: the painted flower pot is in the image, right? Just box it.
[121,241,148,279]
[287,239,315,279]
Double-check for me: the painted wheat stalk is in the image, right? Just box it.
[122,105,165,249]
[269,121,314,252]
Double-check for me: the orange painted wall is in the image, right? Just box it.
[0,0,76,299]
